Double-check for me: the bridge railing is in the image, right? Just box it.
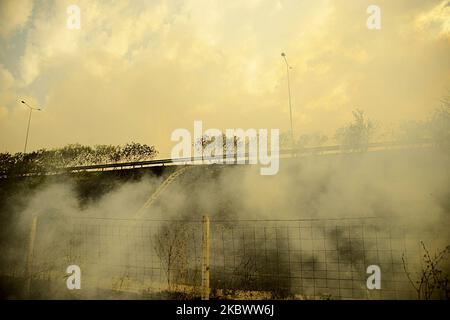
[0,141,434,178]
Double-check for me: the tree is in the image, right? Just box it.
[335,109,375,152]
[0,153,13,176]
[154,222,199,296]
[194,133,241,161]
[396,95,450,147]
[429,95,450,148]
[57,144,93,166]
[402,242,449,300]
[119,142,158,162]
[93,145,121,164]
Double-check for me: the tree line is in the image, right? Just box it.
[1,96,448,176]
[282,97,450,152]
[0,142,158,176]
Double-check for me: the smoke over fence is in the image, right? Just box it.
[26,215,442,299]
[1,148,449,299]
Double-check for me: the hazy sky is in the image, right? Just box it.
[0,0,449,156]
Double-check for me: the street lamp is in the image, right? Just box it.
[281,52,295,155]
[21,100,41,154]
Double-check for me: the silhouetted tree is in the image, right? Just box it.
[119,142,158,162]
[335,109,375,152]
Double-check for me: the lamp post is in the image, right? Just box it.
[21,100,41,154]
[281,52,295,155]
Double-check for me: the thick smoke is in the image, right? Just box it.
[0,147,449,299]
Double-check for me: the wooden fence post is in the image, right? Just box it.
[201,215,210,300]
[26,214,38,298]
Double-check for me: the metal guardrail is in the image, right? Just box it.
[0,141,433,177]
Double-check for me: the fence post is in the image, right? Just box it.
[201,215,210,300]
[26,214,38,298]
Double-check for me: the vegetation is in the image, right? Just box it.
[0,142,158,176]
[154,222,201,298]
[335,109,376,152]
[280,100,450,153]
[402,242,450,300]
[3,100,448,177]
[398,96,450,147]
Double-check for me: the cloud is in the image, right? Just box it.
[415,0,450,39]
[0,0,33,38]
[0,64,17,112]
[0,0,449,155]
[0,64,14,88]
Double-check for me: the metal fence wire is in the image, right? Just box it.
[29,216,443,299]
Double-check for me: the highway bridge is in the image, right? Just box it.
[1,140,434,178]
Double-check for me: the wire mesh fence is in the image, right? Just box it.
[208,219,433,300]
[28,215,444,299]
